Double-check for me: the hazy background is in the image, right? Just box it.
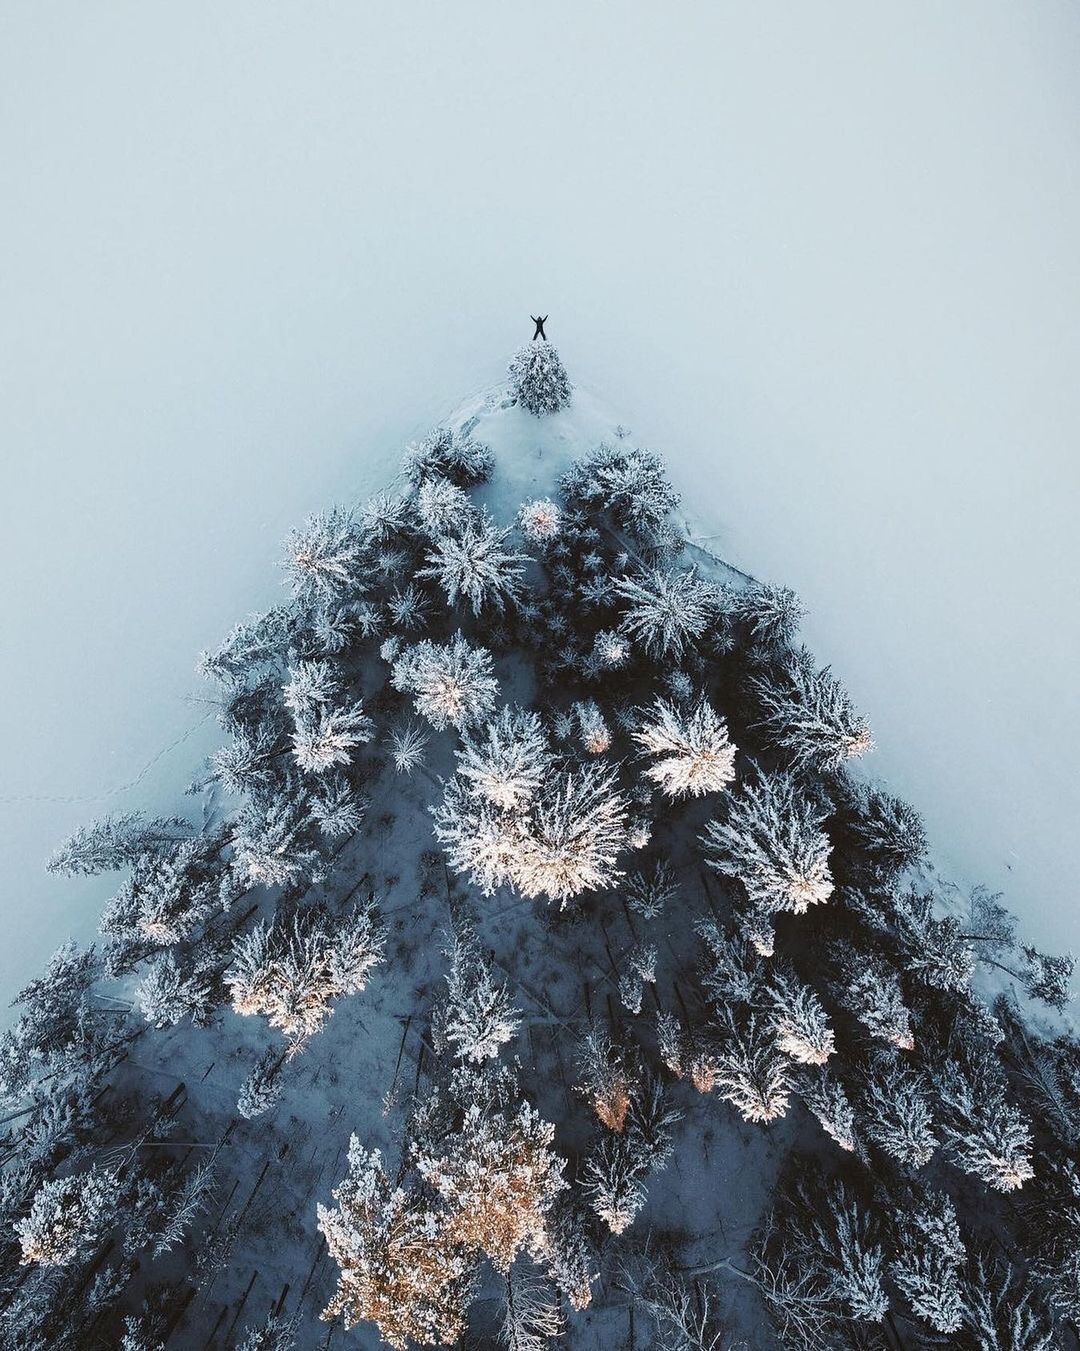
[2,2,1078,1005]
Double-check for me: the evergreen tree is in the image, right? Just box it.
[133,951,214,1028]
[47,812,191,877]
[712,1011,791,1125]
[861,1061,937,1167]
[934,1055,1034,1191]
[391,634,500,731]
[412,1075,567,1273]
[282,506,365,607]
[749,646,873,774]
[557,444,679,542]
[701,770,834,923]
[499,1266,563,1351]
[237,1046,286,1120]
[226,901,385,1055]
[617,941,658,1015]
[624,859,679,919]
[633,694,736,799]
[508,342,572,416]
[890,1190,964,1334]
[436,929,521,1065]
[236,1310,301,1351]
[16,1167,116,1267]
[318,1139,475,1350]
[456,706,551,812]
[613,567,717,659]
[419,512,527,615]
[517,497,563,545]
[575,1027,636,1132]
[800,1069,858,1152]
[402,424,494,487]
[727,581,803,650]
[230,792,322,888]
[766,973,835,1066]
[835,951,915,1050]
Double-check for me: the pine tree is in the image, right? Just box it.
[815,1187,889,1324]
[624,859,679,919]
[283,506,366,607]
[386,720,429,775]
[47,812,191,876]
[391,634,499,731]
[655,1010,721,1094]
[633,694,736,799]
[456,706,551,811]
[766,974,835,1066]
[712,1010,792,1125]
[508,342,572,416]
[230,792,322,888]
[412,1087,567,1273]
[963,1256,1056,1349]
[861,1061,937,1167]
[211,725,281,797]
[557,444,679,542]
[612,567,717,659]
[890,1190,964,1334]
[402,424,494,487]
[589,629,631,672]
[800,1069,858,1152]
[100,831,231,947]
[201,608,293,690]
[1020,945,1075,1009]
[513,762,630,904]
[543,1199,596,1311]
[581,1132,650,1235]
[419,513,527,615]
[318,1139,475,1350]
[386,581,432,632]
[133,952,214,1028]
[236,1309,301,1351]
[226,901,385,1055]
[934,1056,1034,1191]
[835,952,915,1050]
[310,773,367,838]
[895,892,975,992]
[696,919,766,1006]
[517,497,563,545]
[749,646,873,774]
[701,770,834,920]
[151,1155,218,1257]
[16,1166,116,1266]
[290,703,373,774]
[617,942,658,1015]
[582,1080,678,1234]
[237,1046,286,1119]
[436,930,521,1064]
[573,699,612,754]
[415,477,473,538]
[499,1266,563,1351]
[575,1028,636,1132]
[728,581,803,650]
[836,781,927,880]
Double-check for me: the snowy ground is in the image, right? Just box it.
[3,5,1079,1010]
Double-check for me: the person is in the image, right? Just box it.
[530,314,548,341]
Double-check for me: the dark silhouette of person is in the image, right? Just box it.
[531,315,548,341]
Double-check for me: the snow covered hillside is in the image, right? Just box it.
[3,346,1078,1349]
[4,4,1080,1013]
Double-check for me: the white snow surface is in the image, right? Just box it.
[3,2,1080,1010]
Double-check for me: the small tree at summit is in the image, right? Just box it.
[509,342,572,416]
